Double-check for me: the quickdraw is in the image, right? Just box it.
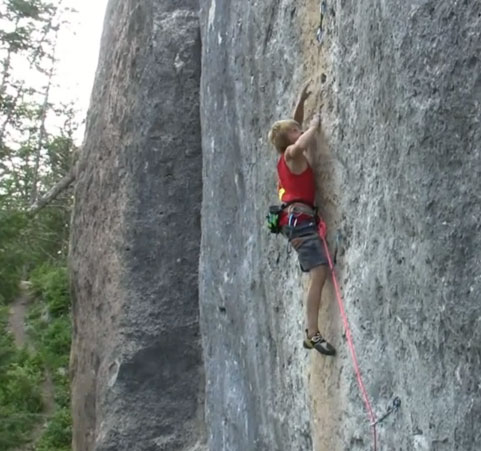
[318,221,402,450]
[371,397,402,427]
[318,220,378,449]
[316,0,328,45]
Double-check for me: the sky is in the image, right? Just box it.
[52,0,109,143]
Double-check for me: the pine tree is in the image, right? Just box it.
[0,0,77,302]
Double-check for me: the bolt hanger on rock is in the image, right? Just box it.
[316,0,328,44]
[371,397,402,427]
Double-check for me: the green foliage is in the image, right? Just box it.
[0,264,72,451]
[27,263,72,449]
[0,28,31,50]
[2,353,44,412]
[0,0,76,448]
[0,307,45,450]
[35,407,71,451]
[28,264,71,369]
[0,206,70,304]
[30,264,69,316]
[0,209,28,303]
[7,0,42,19]
[0,0,75,307]
[44,317,70,362]
[0,306,15,370]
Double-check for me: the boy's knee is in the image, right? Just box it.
[309,264,328,280]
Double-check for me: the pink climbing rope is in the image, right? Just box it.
[318,220,378,451]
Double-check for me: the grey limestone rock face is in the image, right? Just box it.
[71,0,481,449]
[199,0,481,450]
[199,1,315,450]
[328,1,481,450]
[70,1,205,450]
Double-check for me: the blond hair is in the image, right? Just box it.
[268,119,300,153]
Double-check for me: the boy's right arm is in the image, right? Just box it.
[292,82,311,125]
[285,114,321,161]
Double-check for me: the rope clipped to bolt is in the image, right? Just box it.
[318,217,404,448]
[317,218,379,451]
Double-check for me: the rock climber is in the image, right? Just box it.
[268,83,336,356]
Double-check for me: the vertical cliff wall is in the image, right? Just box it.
[70,0,480,450]
[70,1,205,450]
[199,1,481,450]
[199,2,316,450]
[325,2,481,450]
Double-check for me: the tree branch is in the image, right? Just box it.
[28,164,76,214]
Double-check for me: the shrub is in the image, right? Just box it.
[35,407,72,451]
[26,263,72,450]
[30,264,70,317]
[0,308,45,449]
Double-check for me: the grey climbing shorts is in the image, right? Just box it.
[282,222,328,272]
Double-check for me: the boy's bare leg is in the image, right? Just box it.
[306,265,329,337]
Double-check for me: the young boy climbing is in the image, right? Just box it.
[268,83,336,356]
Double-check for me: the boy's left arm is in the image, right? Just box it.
[292,82,311,125]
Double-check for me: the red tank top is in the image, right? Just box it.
[277,155,316,225]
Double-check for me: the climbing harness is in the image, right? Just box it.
[371,397,402,427]
[316,0,328,44]
[318,219,379,450]
[266,201,317,234]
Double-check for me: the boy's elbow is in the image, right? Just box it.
[288,143,306,159]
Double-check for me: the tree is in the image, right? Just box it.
[0,0,78,302]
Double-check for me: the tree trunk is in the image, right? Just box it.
[30,26,59,205]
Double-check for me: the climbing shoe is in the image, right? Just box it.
[303,330,336,356]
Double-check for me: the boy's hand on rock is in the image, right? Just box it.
[300,82,311,101]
